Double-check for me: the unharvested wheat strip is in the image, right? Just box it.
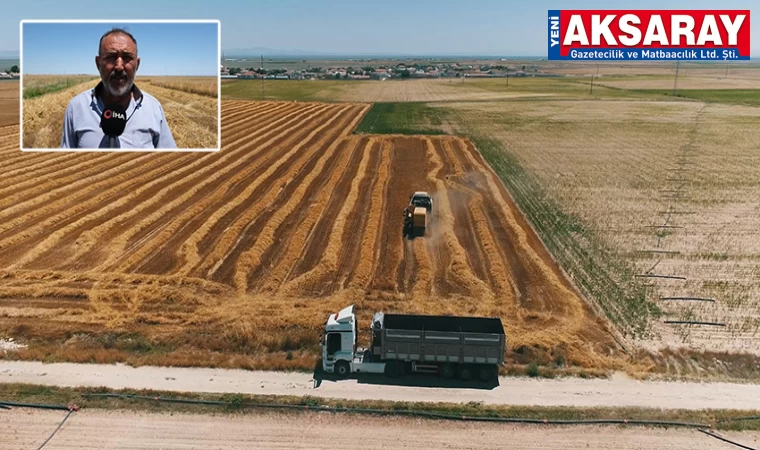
[139,104,344,276]
[94,103,334,272]
[196,104,356,284]
[0,153,125,203]
[0,153,88,186]
[9,154,198,268]
[247,138,363,292]
[68,102,329,268]
[423,137,492,300]
[110,104,340,273]
[243,132,373,294]
[0,153,159,235]
[347,138,391,289]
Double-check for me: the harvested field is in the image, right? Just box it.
[22,77,218,149]
[0,80,19,127]
[0,100,622,372]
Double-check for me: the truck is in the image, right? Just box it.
[403,191,433,237]
[321,305,505,381]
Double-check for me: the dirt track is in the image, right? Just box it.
[3,409,757,450]
[2,361,759,411]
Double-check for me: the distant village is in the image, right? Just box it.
[220,59,534,80]
[0,64,19,79]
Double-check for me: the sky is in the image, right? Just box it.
[0,0,757,57]
[22,22,219,75]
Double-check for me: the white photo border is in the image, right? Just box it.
[19,19,222,152]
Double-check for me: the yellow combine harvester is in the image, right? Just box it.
[403,191,433,237]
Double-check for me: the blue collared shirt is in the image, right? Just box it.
[60,82,177,149]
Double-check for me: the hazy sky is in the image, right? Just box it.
[23,22,218,75]
[1,0,757,56]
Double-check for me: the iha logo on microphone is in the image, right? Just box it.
[548,10,750,60]
[104,109,126,120]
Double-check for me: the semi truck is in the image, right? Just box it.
[321,305,505,381]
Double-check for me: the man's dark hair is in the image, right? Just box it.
[98,27,138,56]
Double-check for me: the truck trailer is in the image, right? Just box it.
[321,305,505,381]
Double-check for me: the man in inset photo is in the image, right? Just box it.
[61,27,176,149]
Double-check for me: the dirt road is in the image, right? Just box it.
[1,361,759,410]
[3,408,758,450]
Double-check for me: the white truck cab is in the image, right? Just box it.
[321,305,385,376]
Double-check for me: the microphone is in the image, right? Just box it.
[100,104,127,148]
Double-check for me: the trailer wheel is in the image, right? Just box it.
[479,365,497,382]
[457,366,472,381]
[439,363,455,379]
[334,361,350,378]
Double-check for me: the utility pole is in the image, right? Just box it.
[589,74,594,94]
[672,60,680,96]
[260,55,264,100]
[725,62,729,78]
[505,69,509,87]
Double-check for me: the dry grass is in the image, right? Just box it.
[139,76,218,98]
[21,76,218,149]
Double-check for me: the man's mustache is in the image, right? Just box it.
[109,71,129,81]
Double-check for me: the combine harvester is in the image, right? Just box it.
[321,305,506,381]
[403,191,432,237]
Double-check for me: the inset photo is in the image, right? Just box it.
[20,20,220,151]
